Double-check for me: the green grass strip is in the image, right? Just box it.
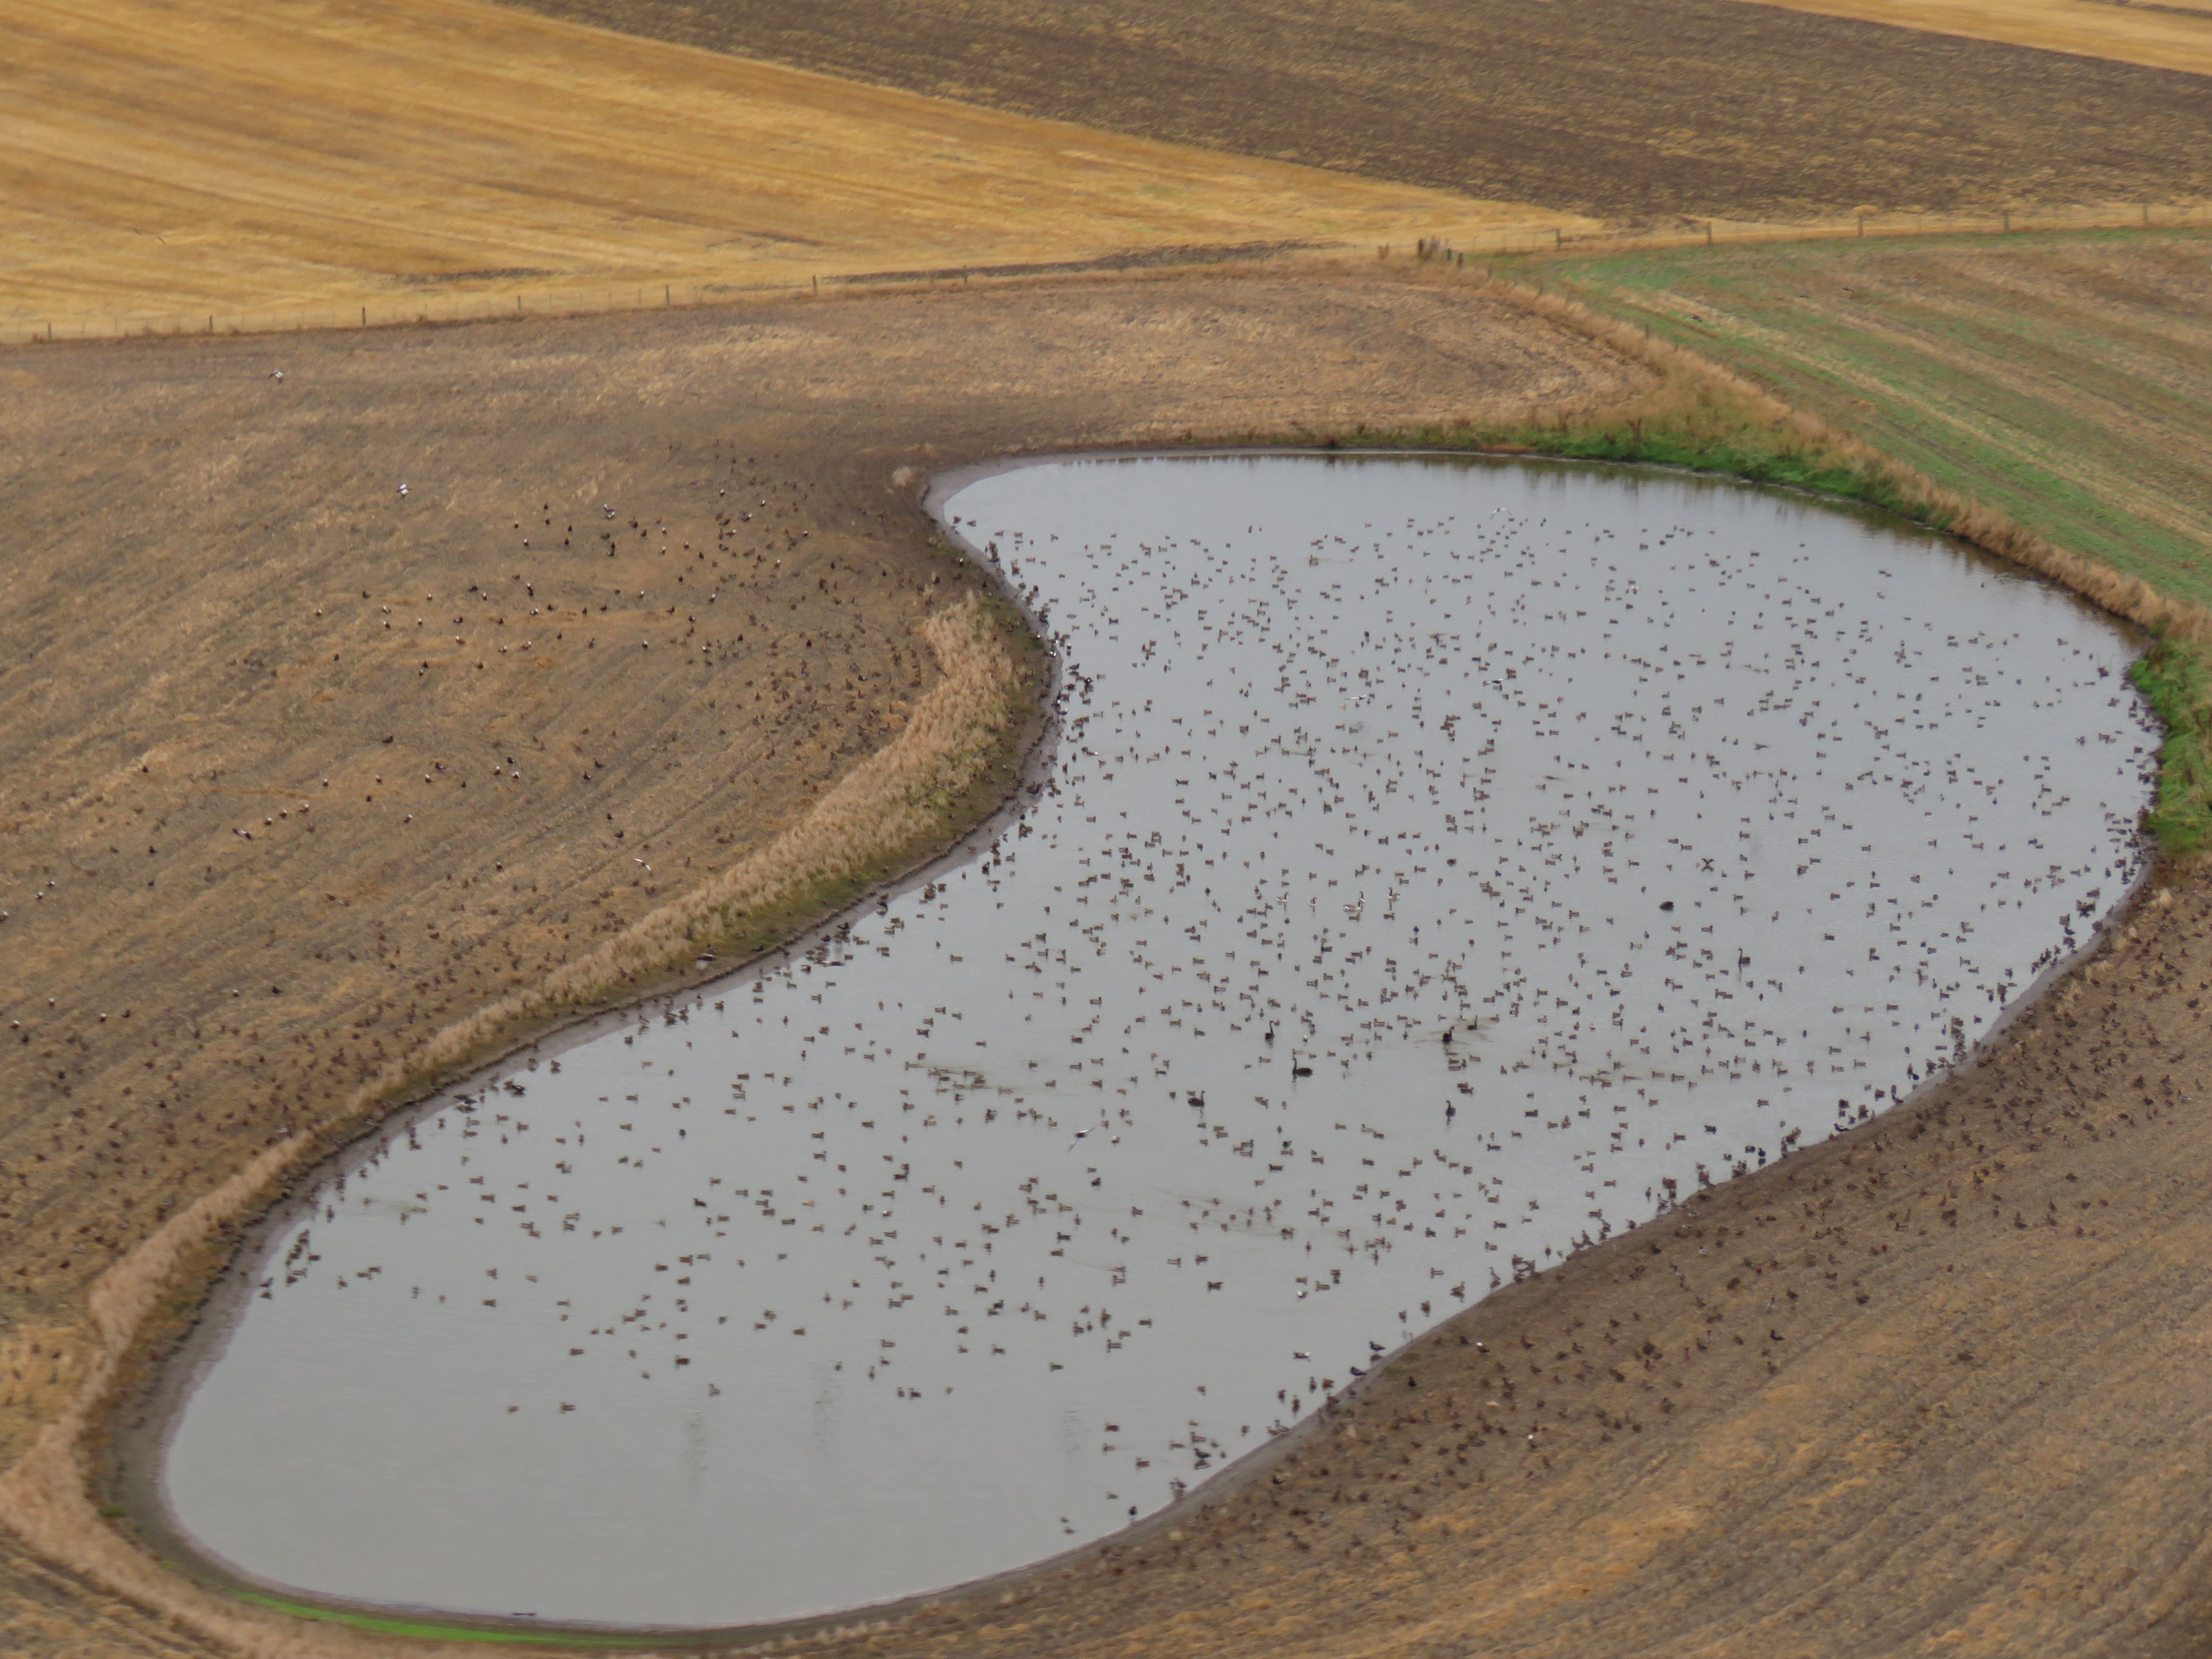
[2131,637,2212,859]
[233,1587,643,1645]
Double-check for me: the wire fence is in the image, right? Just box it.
[1396,199,2212,266]
[7,202,2208,348]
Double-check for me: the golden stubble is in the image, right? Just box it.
[1,0,1583,331]
[1746,0,2212,79]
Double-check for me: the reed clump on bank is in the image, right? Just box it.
[1324,267,2212,860]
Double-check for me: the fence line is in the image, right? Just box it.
[6,202,2208,348]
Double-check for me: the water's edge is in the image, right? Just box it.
[108,449,2155,1646]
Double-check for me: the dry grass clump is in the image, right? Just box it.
[0,596,1025,1659]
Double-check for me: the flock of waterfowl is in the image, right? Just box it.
[157,456,2152,1627]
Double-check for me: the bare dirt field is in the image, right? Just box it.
[1,0,1566,335]
[0,269,1653,1658]
[509,0,2212,223]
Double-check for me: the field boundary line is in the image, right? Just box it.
[7,203,2207,348]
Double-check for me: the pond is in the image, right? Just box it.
[140,454,2154,1630]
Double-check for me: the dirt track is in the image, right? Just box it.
[509,0,2212,222]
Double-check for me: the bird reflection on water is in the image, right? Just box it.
[158,455,2152,1628]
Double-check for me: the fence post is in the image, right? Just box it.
[1705,221,1713,245]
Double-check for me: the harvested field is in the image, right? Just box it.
[0,0,1563,333]
[1530,229,2212,613]
[1752,0,2212,78]
[511,0,2212,223]
[0,270,1650,1656]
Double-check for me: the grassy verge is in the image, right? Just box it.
[233,1588,642,1647]
[2130,640,2212,858]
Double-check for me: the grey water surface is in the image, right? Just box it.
[150,455,2155,1627]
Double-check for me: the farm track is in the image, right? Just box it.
[509,0,2212,222]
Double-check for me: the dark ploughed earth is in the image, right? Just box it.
[503,0,2212,222]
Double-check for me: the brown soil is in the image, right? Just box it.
[505,0,2212,223]
[0,268,1648,1657]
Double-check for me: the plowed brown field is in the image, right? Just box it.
[511,0,2212,223]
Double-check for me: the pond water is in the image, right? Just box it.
[146,455,2153,1629]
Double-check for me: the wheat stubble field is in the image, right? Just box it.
[1752,0,2212,78]
[10,0,2212,1650]
[0,0,1570,334]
